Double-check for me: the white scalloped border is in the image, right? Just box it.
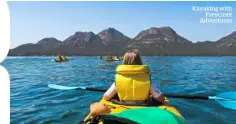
[0,1,10,123]
[0,66,10,123]
[0,1,9,62]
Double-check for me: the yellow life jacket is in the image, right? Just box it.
[115,65,151,101]
[56,56,62,61]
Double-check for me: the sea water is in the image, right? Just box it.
[2,56,236,124]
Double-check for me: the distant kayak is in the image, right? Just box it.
[106,56,120,62]
[106,58,120,61]
[106,58,113,61]
[55,59,68,62]
[55,55,72,62]
[112,58,119,61]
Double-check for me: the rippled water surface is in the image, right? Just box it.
[2,56,236,124]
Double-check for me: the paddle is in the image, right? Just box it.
[48,84,106,92]
[48,84,236,110]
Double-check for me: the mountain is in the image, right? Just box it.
[8,37,61,56]
[126,27,192,55]
[133,27,191,44]
[7,27,236,56]
[8,43,44,56]
[36,37,61,49]
[98,28,131,46]
[63,31,104,48]
[216,31,236,47]
[97,28,131,54]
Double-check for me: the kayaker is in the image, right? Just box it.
[107,56,112,60]
[56,55,62,61]
[103,49,165,103]
[113,56,119,60]
[62,56,68,61]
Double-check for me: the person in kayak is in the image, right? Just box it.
[103,49,165,103]
[107,55,113,60]
[61,56,68,61]
[56,55,63,61]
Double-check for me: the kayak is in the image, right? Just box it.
[106,58,120,61]
[112,58,119,61]
[82,97,185,124]
[55,59,68,62]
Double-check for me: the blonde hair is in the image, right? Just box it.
[123,49,143,65]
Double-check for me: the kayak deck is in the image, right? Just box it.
[84,97,184,122]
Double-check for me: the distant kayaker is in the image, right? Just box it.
[56,55,62,61]
[103,49,165,103]
[107,56,112,60]
[62,56,68,61]
[113,56,119,60]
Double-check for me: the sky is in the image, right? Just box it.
[8,1,236,49]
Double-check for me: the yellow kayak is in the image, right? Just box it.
[106,58,120,61]
[55,55,70,62]
[83,97,184,124]
[55,59,68,62]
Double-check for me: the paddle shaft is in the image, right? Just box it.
[84,87,209,100]
[85,87,106,92]
[164,94,209,100]
[48,84,236,110]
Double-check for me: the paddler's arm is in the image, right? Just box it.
[150,86,165,103]
[103,83,117,100]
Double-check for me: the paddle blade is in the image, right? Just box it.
[48,84,78,90]
[216,92,236,110]
[217,92,236,99]
[217,100,236,110]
